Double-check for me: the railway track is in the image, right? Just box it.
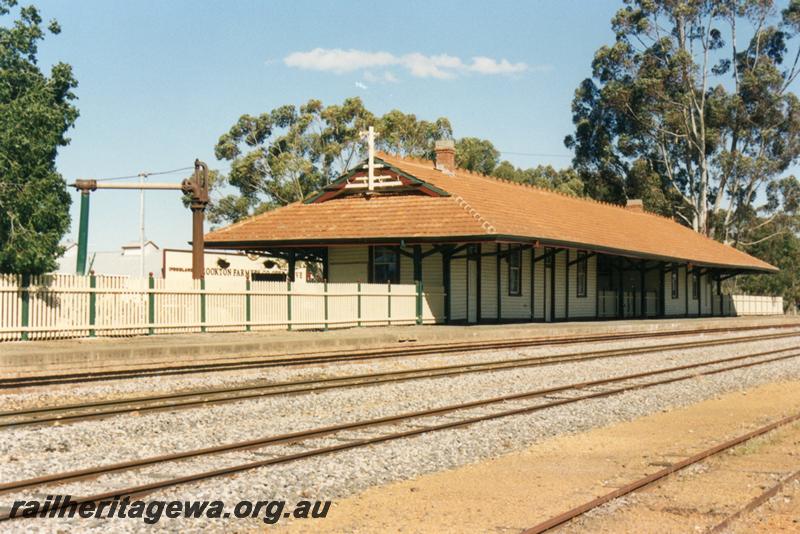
[2,344,799,521]
[522,411,800,534]
[3,329,799,428]
[708,467,800,533]
[4,323,798,389]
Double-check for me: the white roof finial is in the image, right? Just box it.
[360,126,378,191]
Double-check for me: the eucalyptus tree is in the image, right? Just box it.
[566,0,800,245]
[213,98,452,223]
[493,161,586,197]
[375,110,452,159]
[214,100,342,213]
[455,137,501,175]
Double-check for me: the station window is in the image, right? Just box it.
[692,272,699,300]
[370,246,400,284]
[508,247,522,296]
[671,267,678,299]
[576,251,588,298]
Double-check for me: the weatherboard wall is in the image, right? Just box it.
[327,243,732,323]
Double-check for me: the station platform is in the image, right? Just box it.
[2,316,798,379]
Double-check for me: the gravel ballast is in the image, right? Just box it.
[3,328,794,410]
[2,333,800,533]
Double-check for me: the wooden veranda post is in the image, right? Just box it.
[530,247,535,322]
[698,270,703,316]
[413,245,422,325]
[685,265,690,316]
[659,263,666,317]
[476,244,482,323]
[616,260,623,319]
[551,249,558,322]
[288,252,296,283]
[442,252,451,323]
[565,250,570,320]
[640,261,646,317]
[496,244,502,322]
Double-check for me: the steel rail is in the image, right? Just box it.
[3,330,799,428]
[7,330,798,418]
[522,413,800,534]
[3,323,797,389]
[1,346,798,514]
[707,468,800,533]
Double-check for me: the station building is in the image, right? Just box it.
[204,141,776,324]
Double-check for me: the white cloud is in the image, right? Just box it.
[364,70,399,83]
[468,56,528,75]
[284,48,398,74]
[355,81,368,90]
[283,48,530,80]
[402,53,463,79]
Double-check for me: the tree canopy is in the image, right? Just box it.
[565,0,800,248]
[735,216,800,309]
[0,0,78,274]
[455,137,500,175]
[493,162,586,197]
[212,98,455,224]
[211,102,584,226]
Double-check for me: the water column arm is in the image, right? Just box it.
[70,178,188,275]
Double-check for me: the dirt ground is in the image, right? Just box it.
[732,477,800,532]
[280,379,800,533]
[562,420,800,532]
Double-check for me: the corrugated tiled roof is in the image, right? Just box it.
[205,152,777,272]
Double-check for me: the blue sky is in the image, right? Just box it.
[29,0,625,251]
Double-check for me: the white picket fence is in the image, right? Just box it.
[730,295,784,316]
[0,274,445,342]
[595,290,784,318]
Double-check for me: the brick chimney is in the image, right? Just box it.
[434,139,456,172]
[625,199,644,212]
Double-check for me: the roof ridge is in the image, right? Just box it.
[453,169,693,224]
[451,194,496,234]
